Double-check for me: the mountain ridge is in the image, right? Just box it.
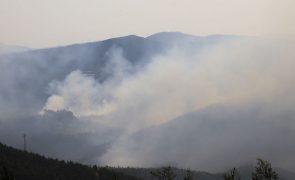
[1,32,237,53]
[0,43,31,55]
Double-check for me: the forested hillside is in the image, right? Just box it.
[1,142,295,180]
[0,142,139,180]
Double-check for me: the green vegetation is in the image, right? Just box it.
[0,166,15,180]
[183,169,194,180]
[0,142,285,180]
[223,168,240,180]
[0,143,139,180]
[222,159,280,180]
[150,166,177,180]
[252,159,279,180]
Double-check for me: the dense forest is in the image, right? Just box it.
[0,142,139,180]
[1,142,294,180]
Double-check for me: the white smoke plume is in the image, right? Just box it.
[40,38,295,171]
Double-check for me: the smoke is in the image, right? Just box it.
[102,39,295,172]
[42,47,133,118]
[0,44,132,163]
[40,37,295,171]
[1,34,295,172]
[43,38,295,127]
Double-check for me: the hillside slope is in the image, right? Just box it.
[0,32,236,164]
[0,142,140,180]
[121,103,295,178]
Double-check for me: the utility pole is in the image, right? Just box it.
[23,133,27,151]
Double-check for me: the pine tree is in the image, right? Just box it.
[184,169,193,180]
[252,158,279,180]
[223,168,240,180]
[150,166,177,180]
[0,166,15,180]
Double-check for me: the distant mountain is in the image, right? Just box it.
[0,43,31,54]
[122,103,295,177]
[0,32,234,115]
[0,32,239,167]
[0,34,164,115]
[147,32,199,43]
[147,32,238,48]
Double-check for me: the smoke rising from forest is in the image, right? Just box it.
[43,38,295,171]
[0,35,295,172]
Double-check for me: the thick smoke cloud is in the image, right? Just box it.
[41,38,295,171]
[1,34,295,172]
[0,42,137,163]
[98,39,295,172]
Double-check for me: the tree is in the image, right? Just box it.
[252,158,279,180]
[0,166,15,180]
[184,169,193,180]
[223,168,240,180]
[150,166,177,180]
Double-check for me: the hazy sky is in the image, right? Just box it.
[0,0,294,47]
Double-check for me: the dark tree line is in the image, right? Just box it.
[223,159,279,180]
[0,166,15,180]
[150,166,193,180]
[223,168,240,180]
[252,159,279,180]
[150,166,177,180]
[149,159,279,180]
[0,142,139,180]
[0,142,280,180]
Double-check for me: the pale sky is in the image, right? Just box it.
[0,0,294,48]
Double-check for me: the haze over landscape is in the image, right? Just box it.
[1,0,295,47]
[1,0,295,179]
